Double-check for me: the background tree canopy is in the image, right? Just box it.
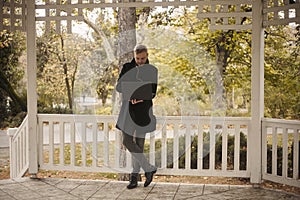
[0,6,299,128]
[0,30,27,128]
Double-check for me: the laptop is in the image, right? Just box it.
[121,81,153,100]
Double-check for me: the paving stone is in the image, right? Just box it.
[43,194,82,200]
[118,181,154,200]
[174,183,204,200]
[0,178,299,200]
[0,179,15,185]
[203,183,230,195]
[91,181,127,199]
[20,179,49,187]
[0,195,15,200]
[55,179,86,192]
[145,182,179,200]
[35,186,69,197]
[70,182,107,199]
[0,189,14,200]
[0,182,42,199]
[40,178,65,186]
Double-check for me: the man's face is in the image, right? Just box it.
[134,51,148,66]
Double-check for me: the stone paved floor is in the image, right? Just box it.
[0,178,299,200]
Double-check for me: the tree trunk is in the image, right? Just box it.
[117,7,137,64]
[59,35,73,112]
[0,70,27,112]
[214,46,226,115]
[117,4,137,181]
[214,31,234,115]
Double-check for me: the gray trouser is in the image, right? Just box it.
[122,132,154,173]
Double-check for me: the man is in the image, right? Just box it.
[116,44,158,189]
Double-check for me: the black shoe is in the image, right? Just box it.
[144,168,157,187]
[127,176,138,189]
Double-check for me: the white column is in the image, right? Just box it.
[26,0,38,175]
[250,0,264,184]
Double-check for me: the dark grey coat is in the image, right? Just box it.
[116,59,158,135]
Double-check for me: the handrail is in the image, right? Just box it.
[37,114,251,177]
[7,115,29,179]
[8,114,299,188]
[262,118,300,188]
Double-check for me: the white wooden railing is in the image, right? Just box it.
[37,114,251,178]
[7,115,29,179]
[9,114,300,187]
[262,118,300,188]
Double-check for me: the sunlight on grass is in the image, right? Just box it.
[43,141,117,167]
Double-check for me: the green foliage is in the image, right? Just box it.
[0,111,27,129]
[77,10,119,107]
[38,104,72,114]
[36,31,90,113]
[147,7,298,119]
[264,25,300,119]
[0,30,26,128]
[96,105,112,115]
[0,30,25,91]
[266,141,297,178]
[1,7,299,129]
[146,8,252,116]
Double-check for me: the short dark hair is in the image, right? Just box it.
[134,44,148,54]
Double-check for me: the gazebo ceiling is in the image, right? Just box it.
[0,0,299,33]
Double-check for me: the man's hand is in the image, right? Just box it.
[130,99,144,104]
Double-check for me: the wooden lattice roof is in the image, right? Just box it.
[1,0,299,33]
